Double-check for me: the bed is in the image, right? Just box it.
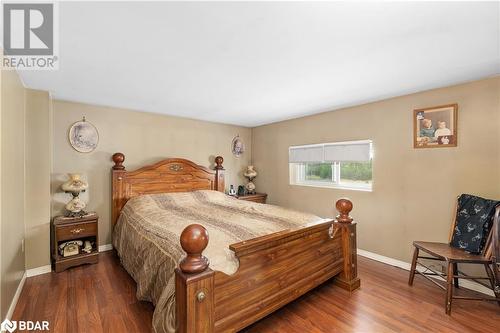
[111,153,360,333]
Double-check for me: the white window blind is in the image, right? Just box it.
[289,140,371,163]
[289,145,324,163]
[324,141,371,162]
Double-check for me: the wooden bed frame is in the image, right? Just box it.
[111,152,360,333]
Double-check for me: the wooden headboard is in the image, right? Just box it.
[111,153,225,225]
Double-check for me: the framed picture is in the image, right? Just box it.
[413,104,458,148]
[68,117,99,153]
[231,135,245,157]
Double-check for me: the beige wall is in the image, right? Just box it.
[1,70,26,319]
[25,89,52,269]
[51,101,252,250]
[12,76,500,282]
[252,77,500,263]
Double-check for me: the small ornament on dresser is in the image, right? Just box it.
[82,240,94,254]
[62,173,88,217]
[244,165,257,195]
[237,185,245,196]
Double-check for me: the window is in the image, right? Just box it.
[289,140,373,191]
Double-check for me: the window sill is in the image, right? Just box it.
[290,182,373,192]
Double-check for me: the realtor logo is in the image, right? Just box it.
[0,319,16,333]
[3,3,53,55]
[2,2,58,70]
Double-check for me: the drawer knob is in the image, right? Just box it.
[70,228,84,234]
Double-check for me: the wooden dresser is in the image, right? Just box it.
[51,213,99,272]
[235,193,267,204]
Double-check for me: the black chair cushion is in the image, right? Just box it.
[450,194,499,254]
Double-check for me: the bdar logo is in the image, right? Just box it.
[1,319,17,333]
[0,320,49,332]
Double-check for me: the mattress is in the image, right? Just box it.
[112,190,323,333]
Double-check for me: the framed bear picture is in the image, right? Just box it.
[413,104,458,148]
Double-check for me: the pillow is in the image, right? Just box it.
[450,194,499,254]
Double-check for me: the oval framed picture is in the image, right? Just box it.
[68,119,99,153]
[231,135,245,157]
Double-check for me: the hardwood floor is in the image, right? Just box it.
[13,252,499,332]
[13,252,154,333]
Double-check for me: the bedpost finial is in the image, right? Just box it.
[335,198,353,223]
[215,156,224,170]
[180,224,210,274]
[112,152,125,170]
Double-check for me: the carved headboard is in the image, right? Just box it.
[111,153,225,225]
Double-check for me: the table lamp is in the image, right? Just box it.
[243,165,257,195]
[62,173,88,217]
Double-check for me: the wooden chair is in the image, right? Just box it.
[408,202,500,315]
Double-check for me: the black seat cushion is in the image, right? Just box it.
[450,194,499,254]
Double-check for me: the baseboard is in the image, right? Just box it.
[4,272,26,322]
[357,249,494,296]
[26,265,51,277]
[24,244,113,278]
[98,244,113,252]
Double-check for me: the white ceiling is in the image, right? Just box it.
[19,2,500,127]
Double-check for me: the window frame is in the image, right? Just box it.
[289,140,373,192]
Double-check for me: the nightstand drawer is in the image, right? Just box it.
[236,193,267,204]
[241,196,265,203]
[56,221,97,240]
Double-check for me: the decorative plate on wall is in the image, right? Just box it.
[231,135,245,157]
[68,117,99,153]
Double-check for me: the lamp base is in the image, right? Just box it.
[65,192,87,217]
[245,181,256,195]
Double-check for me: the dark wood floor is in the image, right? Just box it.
[13,252,499,332]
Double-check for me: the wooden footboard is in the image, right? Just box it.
[175,199,359,333]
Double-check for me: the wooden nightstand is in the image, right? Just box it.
[51,213,99,272]
[235,193,267,204]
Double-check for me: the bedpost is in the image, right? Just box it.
[175,224,215,333]
[214,156,225,193]
[333,198,361,291]
[112,152,125,170]
[112,153,126,226]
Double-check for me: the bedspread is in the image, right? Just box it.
[112,190,323,333]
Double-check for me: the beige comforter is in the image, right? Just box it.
[112,190,323,333]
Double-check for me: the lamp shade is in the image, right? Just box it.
[62,173,88,193]
[243,166,257,179]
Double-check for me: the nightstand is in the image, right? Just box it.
[51,213,99,272]
[236,193,267,204]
